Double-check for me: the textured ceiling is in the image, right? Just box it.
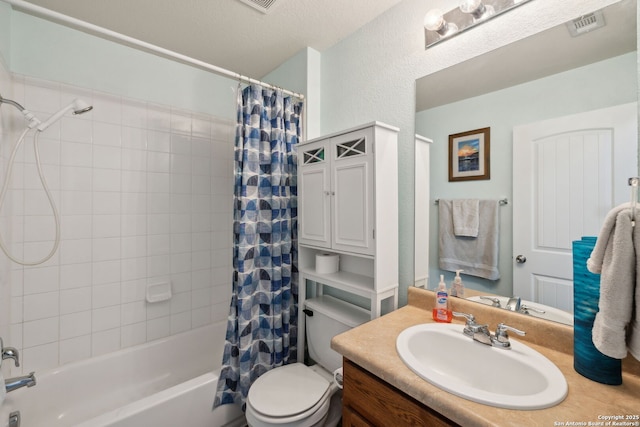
[22,0,404,79]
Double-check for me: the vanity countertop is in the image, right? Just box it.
[331,287,640,427]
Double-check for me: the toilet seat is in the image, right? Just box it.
[246,363,332,425]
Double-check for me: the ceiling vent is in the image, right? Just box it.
[566,10,606,37]
[237,0,279,14]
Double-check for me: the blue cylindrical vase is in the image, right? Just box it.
[573,236,622,385]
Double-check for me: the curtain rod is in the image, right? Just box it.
[1,0,305,100]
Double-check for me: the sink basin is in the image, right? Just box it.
[467,296,574,326]
[396,323,568,410]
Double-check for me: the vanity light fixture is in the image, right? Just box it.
[425,0,533,49]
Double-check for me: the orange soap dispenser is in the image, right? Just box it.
[432,274,452,323]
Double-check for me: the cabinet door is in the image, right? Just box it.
[331,129,374,256]
[299,141,331,249]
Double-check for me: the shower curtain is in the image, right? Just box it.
[214,84,303,409]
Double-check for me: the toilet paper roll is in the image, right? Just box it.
[316,253,339,274]
[333,367,343,389]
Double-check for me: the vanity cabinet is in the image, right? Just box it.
[342,358,459,427]
[297,122,399,361]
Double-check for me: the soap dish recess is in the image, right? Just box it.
[146,281,172,303]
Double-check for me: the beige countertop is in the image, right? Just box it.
[331,287,640,427]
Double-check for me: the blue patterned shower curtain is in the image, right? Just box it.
[214,84,303,409]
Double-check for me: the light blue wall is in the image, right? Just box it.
[7,9,237,119]
[416,52,637,296]
[0,3,10,69]
[318,0,622,307]
[262,47,322,139]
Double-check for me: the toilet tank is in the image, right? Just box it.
[304,295,370,373]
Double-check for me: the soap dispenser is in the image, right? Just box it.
[433,275,452,323]
[450,269,465,298]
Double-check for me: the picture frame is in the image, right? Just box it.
[448,127,490,182]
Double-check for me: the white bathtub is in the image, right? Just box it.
[0,322,245,427]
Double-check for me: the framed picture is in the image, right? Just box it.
[448,127,490,182]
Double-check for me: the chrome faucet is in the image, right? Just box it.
[1,338,37,392]
[505,296,521,311]
[452,312,492,345]
[452,312,526,350]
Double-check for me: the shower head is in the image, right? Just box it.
[36,98,93,132]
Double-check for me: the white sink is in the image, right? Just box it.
[467,296,574,326]
[396,323,568,410]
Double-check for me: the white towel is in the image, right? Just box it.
[588,202,640,361]
[452,199,479,237]
[438,199,500,280]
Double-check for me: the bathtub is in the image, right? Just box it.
[0,322,245,427]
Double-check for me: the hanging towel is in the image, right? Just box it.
[452,199,479,237]
[438,199,500,280]
[588,202,640,361]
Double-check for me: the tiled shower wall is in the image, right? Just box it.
[1,73,234,376]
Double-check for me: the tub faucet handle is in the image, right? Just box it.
[1,337,20,367]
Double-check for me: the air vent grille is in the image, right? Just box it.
[567,11,606,37]
[237,0,279,14]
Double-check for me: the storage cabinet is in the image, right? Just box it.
[342,358,459,427]
[297,122,399,361]
[299,127,374,255]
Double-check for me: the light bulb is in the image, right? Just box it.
[424,9,445,31]
[459,0,494,20]
[459,0,482,14]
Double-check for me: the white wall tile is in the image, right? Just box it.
[92,282,121,309]
[23,317,58,347]
[60,287,91,314]
[122,126,147,150]
[92,306,121,332]
[60,311,91,339]
[92,328,120,356]
[23,291,59,321]
[21,342,59,372]
[93,169,121,192]
[60,335,91,365]
[93,145,122,169]
[4,80,233,374]
[93,122,121,146]
[60,239,92,264]
[121,322,146,348]
[146,316,170,341]
[23,266,59,295]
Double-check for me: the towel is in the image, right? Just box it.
[438,199,500,280]
[452,199,479,237]
[588,202,640,361]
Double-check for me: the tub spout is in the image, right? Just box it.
[5,372,36,393]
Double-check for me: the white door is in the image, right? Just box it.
[331,129,375,255]
[299,141,331,249]
[513,103,637,312]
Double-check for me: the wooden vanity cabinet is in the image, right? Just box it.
[342,358,459,427]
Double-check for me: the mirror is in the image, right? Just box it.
[414,0,638,325]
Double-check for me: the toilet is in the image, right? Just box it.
[245,295,370,427]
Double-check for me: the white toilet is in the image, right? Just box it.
[245,295,370,427]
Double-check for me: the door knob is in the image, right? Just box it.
[515,255,527,264]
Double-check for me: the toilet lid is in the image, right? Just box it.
[248,363,330,418]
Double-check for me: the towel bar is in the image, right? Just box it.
[434,198,508,205]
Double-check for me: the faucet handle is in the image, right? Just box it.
[452,312,481,338]
[479,296,501,307]
[1,338,20,368]
[452,311,475,323]
[493,323,526,349]
[520,305,545,315]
